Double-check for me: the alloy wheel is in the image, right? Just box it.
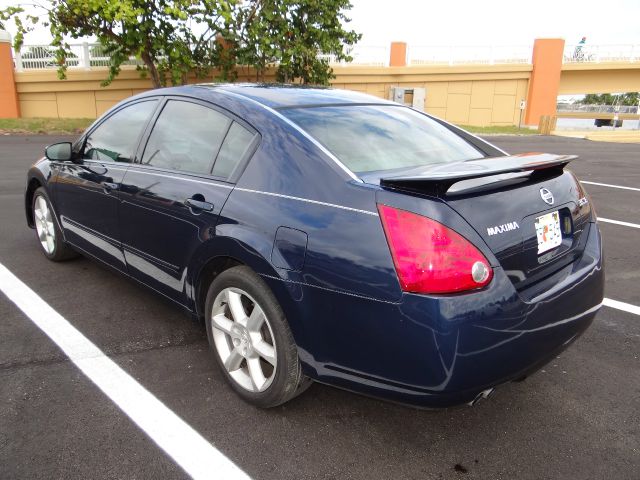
[34,195,56,255]
[210,287,277,392]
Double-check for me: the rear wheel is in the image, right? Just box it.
[204,266,310,407]
[32,187,77,261]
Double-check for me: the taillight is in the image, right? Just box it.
[377,204,493,294]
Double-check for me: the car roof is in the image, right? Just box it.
[192,83,396,109]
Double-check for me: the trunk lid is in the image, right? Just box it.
[364,153,593,291]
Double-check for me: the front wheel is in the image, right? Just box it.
[32,187,77,261]
[204,266,311,407]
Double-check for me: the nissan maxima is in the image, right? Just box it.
[25,85,604,408]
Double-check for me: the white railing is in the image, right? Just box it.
[14,42,389,70]
[408,45,533,65]
[319,45,390,66]
[13,42,640,71]
[13,42,143,71]
[557,104,640,114]
[563,44,639,63]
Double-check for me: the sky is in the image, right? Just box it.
[1,0,639,47]
[347,0,640,47]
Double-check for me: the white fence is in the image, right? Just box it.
[408,45,533,66]
[14,42,143,71]
[563,44,639,63]
[319,45,390,66]
[12,42,640,71]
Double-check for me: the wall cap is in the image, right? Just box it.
[0,30,11,43]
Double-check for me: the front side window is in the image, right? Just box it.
[141,100,231,175]
[282,105,483,173]
[84,100,157,163]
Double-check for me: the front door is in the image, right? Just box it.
[53,99,158,271]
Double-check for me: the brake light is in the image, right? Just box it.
[378,204,493,294]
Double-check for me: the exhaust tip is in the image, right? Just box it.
[468,388,495,407]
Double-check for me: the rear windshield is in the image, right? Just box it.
[282,105,483,173]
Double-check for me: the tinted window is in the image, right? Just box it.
[142,100,231,175]
[282,105,483,173]
[212,122,256,179]
[84,100,157,163]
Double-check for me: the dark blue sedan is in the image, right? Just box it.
[25,85,604,408]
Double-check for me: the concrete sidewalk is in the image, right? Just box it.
[553,129,640,143]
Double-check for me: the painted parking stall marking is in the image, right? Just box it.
[0,262,251,480]
[603,298,640,316]
[598,218,640,230]
[581,181,640,193]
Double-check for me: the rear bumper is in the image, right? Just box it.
[275,222,604,408]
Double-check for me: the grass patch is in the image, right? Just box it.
[456,124,538,135]
[0,117,94,134]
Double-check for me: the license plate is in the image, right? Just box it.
[535,211,562,254]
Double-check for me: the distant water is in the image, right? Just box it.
[556,118,640,131]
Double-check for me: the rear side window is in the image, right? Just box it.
[84,100,157,163]
[282,105,483,173]
[212,122,256,179]
[142,100,231,175]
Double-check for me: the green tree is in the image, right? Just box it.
[227,0,361,85]
[1,0,236,88]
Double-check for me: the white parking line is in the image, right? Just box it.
[581,181,640,192]
[598,218,640,229]
[0,263,251,480]
[603,298,640,316]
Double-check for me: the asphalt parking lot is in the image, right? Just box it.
[1,134,638,479]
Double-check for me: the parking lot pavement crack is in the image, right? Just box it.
[0,335,208,373]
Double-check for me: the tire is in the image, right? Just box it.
[32,187,77,261]
[204,265,311,407]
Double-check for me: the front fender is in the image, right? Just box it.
[25,158,57,228]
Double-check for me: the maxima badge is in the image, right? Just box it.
[540,188,554,205]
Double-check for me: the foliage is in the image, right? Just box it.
[226,0,361,84]
[579,92,640,106]
[1,0,361,88]
[1,1,236,88]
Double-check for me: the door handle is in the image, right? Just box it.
[185,198,214,212]
[103,182,119,192]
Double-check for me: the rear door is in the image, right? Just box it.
[119,98,259,306]
[54,99,158,271]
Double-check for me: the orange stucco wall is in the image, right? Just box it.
[0,35,20,118]
[524,38,564,126]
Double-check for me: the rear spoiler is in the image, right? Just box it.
[372,153,577,197]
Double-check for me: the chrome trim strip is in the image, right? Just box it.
[60,217,126,265]
[124,167,235,189]
[216,89,362,183]
[122,243,180,272]
[234,187,378,216]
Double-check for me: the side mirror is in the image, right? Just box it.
[45,142,73,162]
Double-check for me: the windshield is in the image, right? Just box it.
[282,105,484,174]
